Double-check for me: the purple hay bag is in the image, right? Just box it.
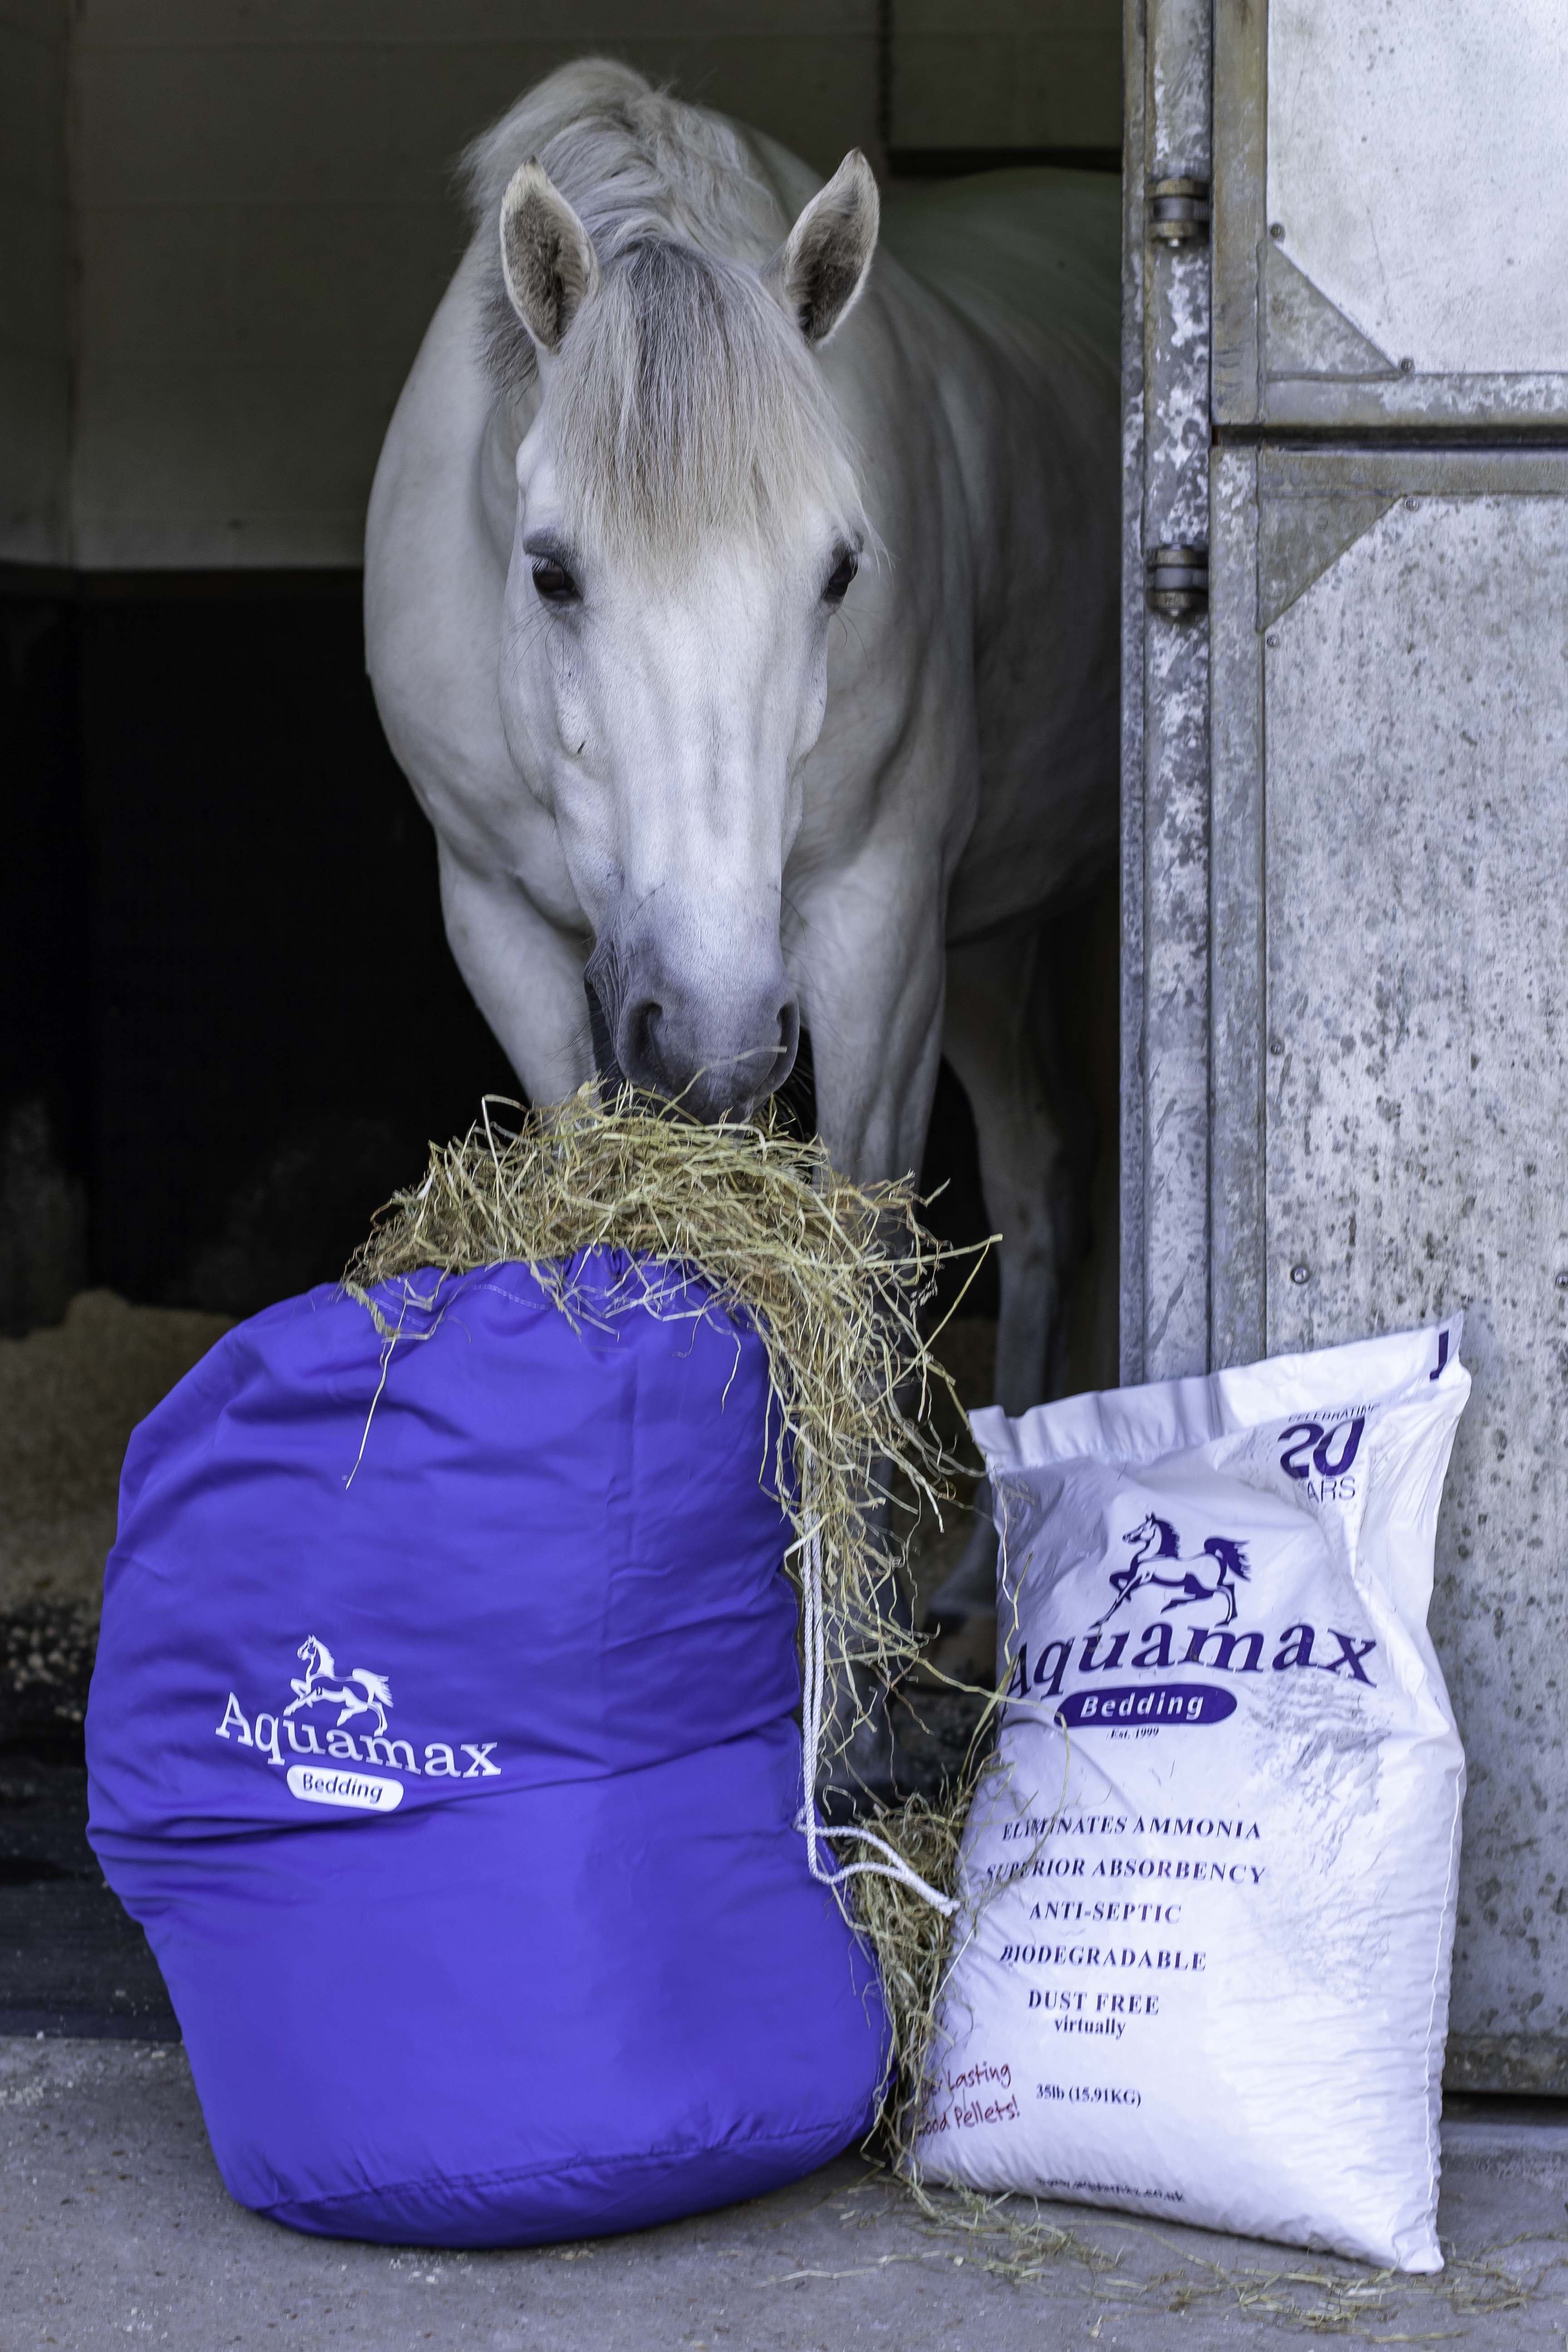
[86,1253,888,2245]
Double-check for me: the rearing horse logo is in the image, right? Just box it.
[283,1636,394,1738]
[1096,1513,1252,1629]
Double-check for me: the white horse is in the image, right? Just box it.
[365,62,1119,1594]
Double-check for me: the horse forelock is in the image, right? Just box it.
[553,241,864,566]
[464,59,866,567]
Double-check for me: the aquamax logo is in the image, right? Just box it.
[214,1636,501,1812]
[1099,1511,1253,1630]
[1004,1483,1379,1730]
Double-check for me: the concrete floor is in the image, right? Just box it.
[2,2039,1565,2352]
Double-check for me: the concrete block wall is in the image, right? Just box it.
[0,0,71,564]
[68,0,883,568]
[889,0,1121,157]
[5,0,1119,570]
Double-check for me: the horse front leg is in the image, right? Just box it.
[790,863,948,1807]
[943,923,1067,1416]
[795,858,947,1188]
[921,923,1073,1634]
[436,840,597,1106]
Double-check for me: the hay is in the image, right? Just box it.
[837,2172,1564,2332]
[858,1577,1059,2169]
[343,1086,996,2132]
[837,1788,974,2149]
[345,1085,976,1729]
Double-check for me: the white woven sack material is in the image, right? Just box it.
[914,1320,1469,2273]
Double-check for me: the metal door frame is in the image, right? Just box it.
[1212,1,1568,431]
[1123,0,1568,2090]
[1120,0,1214,1387]
[1124,0,1568,1379]
[1209,445,1568,1376]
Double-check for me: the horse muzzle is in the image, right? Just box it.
[585,940,800,1124]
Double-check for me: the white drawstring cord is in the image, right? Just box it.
[795,1490,957,1921]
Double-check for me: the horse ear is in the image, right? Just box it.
[766,151,879,346]
[499,159,600,356]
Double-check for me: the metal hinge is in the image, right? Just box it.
[1147,543,1209,618]
[1149,177,1211,245]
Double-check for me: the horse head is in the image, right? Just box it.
[1123,1513,1167,1563]
[487,139,879,1120]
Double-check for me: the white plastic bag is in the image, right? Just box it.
[915,1320,1468,2271]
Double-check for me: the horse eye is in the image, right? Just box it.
[822,550,858,604]
[531,557,579,604]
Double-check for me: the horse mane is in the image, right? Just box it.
[460,60,866,567]
[462,60,784,289]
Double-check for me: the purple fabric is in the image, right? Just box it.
[87,1255,887,2245]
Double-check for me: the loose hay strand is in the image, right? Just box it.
[343,1085,995,2138]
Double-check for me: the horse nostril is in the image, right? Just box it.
[623,997,666,1089]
